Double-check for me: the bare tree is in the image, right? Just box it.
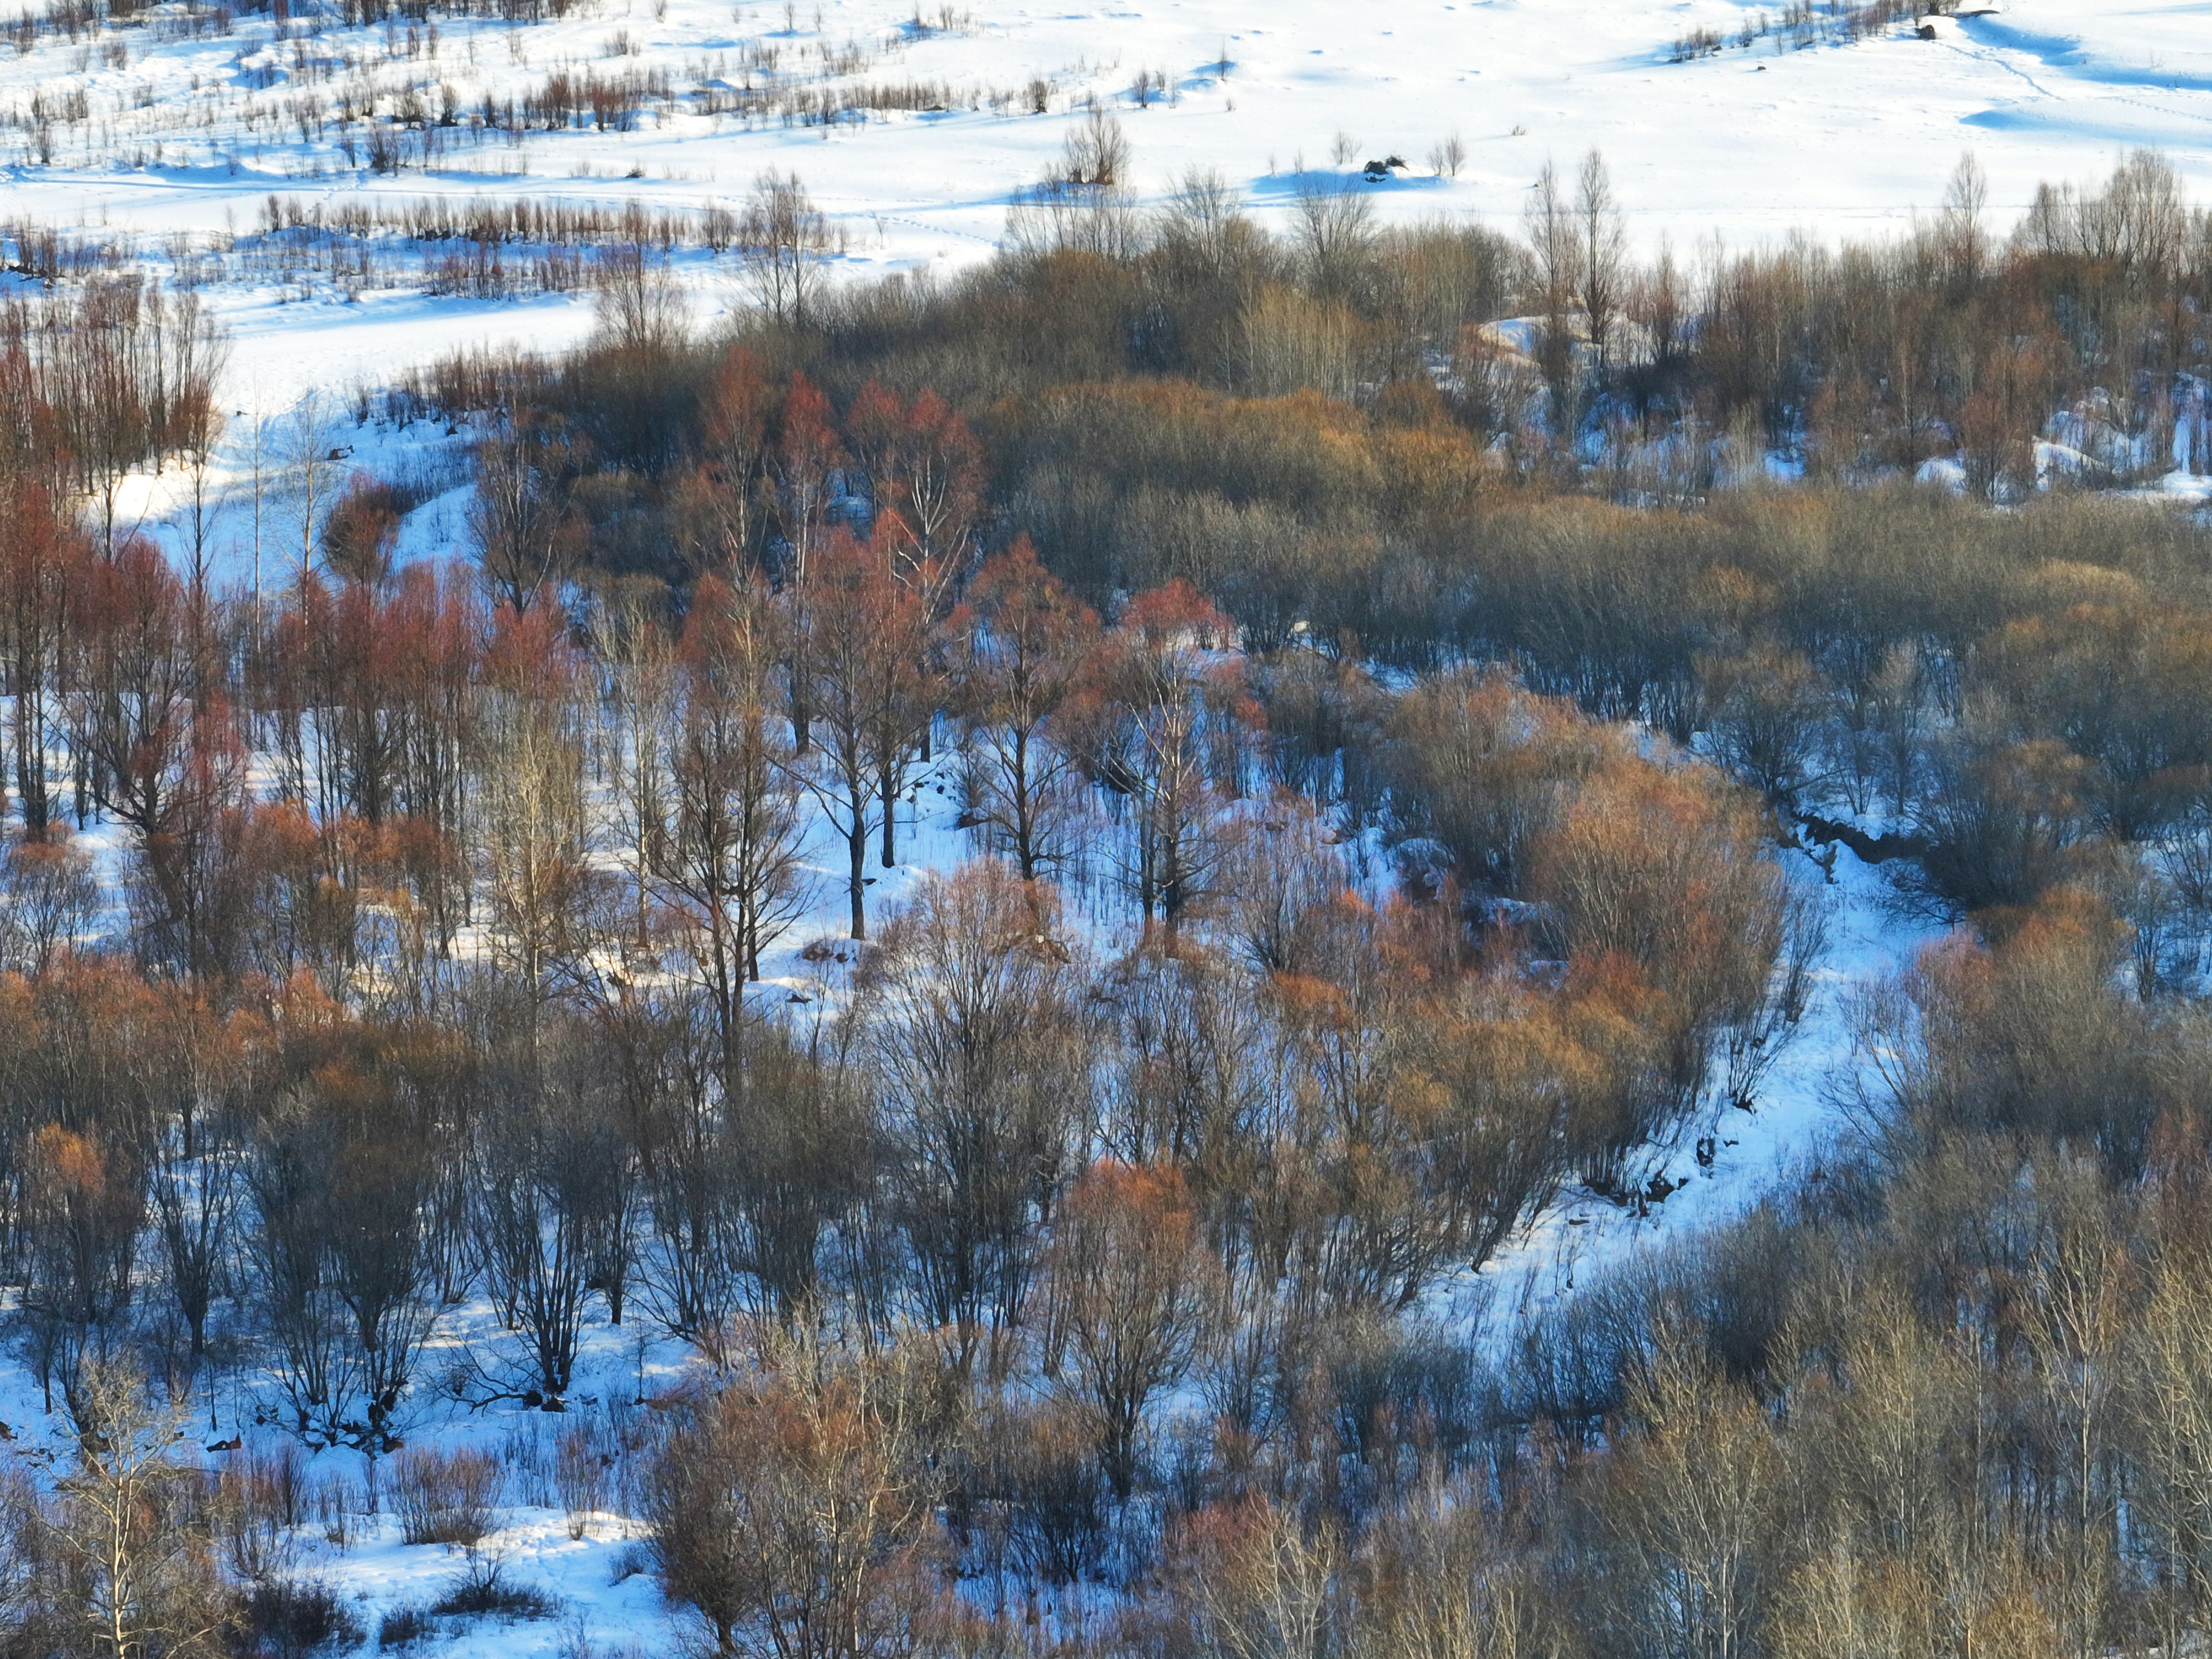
[1005,115,1142,261]
[41,1355,229,1659]
[651,577,811,1067]
[770,373,843,755]
[469,411,585,613]
[596,579,678,956]
[1156,166,1252,284]
[471,1025,612,1404]
[0,476,79,836]
[1167,1496,1342,1659]
[680,348,778,576]
[1291,173,1377,301]
[17,1121,144,1417]
[247,1085,363,1446]
[1577,149,1630,370]
[868,863,1089,1381]
[2127,1229,2212,1655]
[1599,1327,1783,1659]
[594,242,691,354]
[1086,583,1248,947]
[1039,1160,1218,1500]
[1524,159,1582,426]
[738,171,834,328]
[723,1020,876,1327]
[288,390,338,594]
[1525,160,1580,326]
[171,345,227,637]
[0,826,99,974]
[147,1108,232,1372]
[476,614,604,1009]
[246,406,274,612]
[2028,1213,2127,1659]
[796,530,920,940]
[950,538,1097,881]
[1938,152,1990,294]
[1356,1486,1529,1659]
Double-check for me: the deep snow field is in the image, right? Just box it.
[0,0,2206,1646]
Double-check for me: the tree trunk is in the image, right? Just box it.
[848,822,868,940]
[879,760,898,869]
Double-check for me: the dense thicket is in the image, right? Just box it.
[2,136,2212,1659]
[387,145,2211,606]
[386,151,2212,922]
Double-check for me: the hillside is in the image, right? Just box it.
[0,0,2209,1654]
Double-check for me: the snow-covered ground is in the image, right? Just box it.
[5,0,2210,413]
[0,1293,682,1655]
[1476,840,1944,1327]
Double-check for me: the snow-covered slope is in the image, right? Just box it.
[0,0,2194,1641]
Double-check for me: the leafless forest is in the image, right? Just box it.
[1,132,2211,1659]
